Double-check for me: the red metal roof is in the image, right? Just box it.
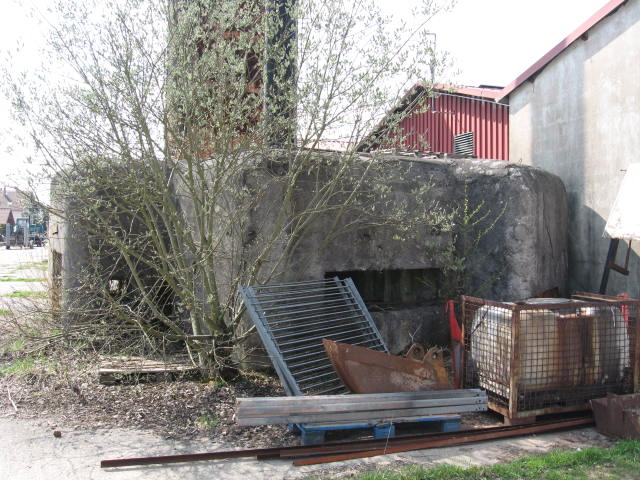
[358,84,509,160]
[395,90,509,160]
[499,0,627,99]
[433,84,504,100]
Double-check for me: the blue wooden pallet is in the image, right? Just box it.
[291,415,461,445]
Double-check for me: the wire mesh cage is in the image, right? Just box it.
[462,293,640,423]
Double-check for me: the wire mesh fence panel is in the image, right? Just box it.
[239,277,388,396]
[462,294,639,420]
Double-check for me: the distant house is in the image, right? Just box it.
[0,187,47,241]
[0,187,29,214]
[500,0,640,294]
[358,84,509,160]
[0,208,15,226]
[0,208,14,245]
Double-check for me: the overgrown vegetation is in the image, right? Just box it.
[6,0,455,375]
[341,441,640,480]
[436,186,507,301]
[0,356,37,376]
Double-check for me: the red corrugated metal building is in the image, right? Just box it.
[359,84,509,161]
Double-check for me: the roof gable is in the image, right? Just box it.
[0,208,15,225]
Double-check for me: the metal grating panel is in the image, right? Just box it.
[453,131,474,156]
[239,277,388,396]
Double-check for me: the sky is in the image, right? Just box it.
[0,0,610,193]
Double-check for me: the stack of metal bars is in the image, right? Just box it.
[239,277,388,396]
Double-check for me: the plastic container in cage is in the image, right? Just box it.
[463,293,640,424]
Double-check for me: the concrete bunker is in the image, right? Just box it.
[49,152,569,362]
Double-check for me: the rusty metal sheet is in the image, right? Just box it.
[323,339,451,394]
[591,393,640,439]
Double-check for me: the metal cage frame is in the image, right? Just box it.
[462,293,640,424]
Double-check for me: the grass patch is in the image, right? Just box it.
[11,260,48,272]
[196,414,222,430]
[8,339,25,352]
[0,309,12,315]
[345,441,640,480]
[0,277,44,282]
[0,356,36,375]
[3,290,47,299]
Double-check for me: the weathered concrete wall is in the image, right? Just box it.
[53,153,568,363]
[509,0,640,295]
[207,153,568,357]
[49,172,176,324]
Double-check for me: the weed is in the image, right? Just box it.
[9,339,25,352]
[12,260,48,271]
[196,414,221,430]
[207,378,227,387]
[0,356,36,375]
[3,290,47,299]
[0,277,44,282]
[0,309,12,315]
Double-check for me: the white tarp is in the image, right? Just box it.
[605,163,640,241]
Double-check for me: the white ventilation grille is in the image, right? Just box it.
[454,131,474,156]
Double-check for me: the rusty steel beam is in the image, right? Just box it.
[100,447,283,468]
[102,427,472,467]
[292,417,594,466]
[102,417,594,468]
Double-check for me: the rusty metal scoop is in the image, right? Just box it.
[323,339,452,394]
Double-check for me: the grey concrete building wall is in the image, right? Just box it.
[51,152,568,363]
[509,0,640,295]
[204,153,568,358]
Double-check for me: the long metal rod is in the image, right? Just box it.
[270,314,365,334]
[278,326,374,347]
[260,297,361,314]
[264,306,361,323]
[274,319,370,342]
[251,279,334,290]
[101,417,594,468]
[297,376,344,390]
[266,308,364,326]
[236,404,486,426]
[237,396,486,418]
[237,389,485,405]
[256,291,345,305]
[312,384,348,395]
[279,332,376,354]
[290,363,335,377]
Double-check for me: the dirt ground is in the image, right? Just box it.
[0,247,621,479]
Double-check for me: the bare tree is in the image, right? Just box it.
[6,0,453,375]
